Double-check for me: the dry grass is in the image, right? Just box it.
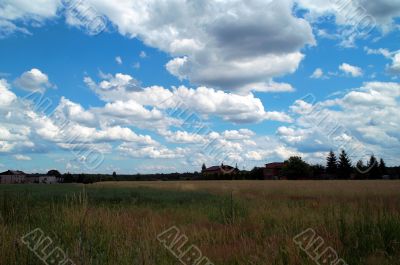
[1,181,399,265]
[94,180,400,196]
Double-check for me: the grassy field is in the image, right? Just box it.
[0,181,399,265]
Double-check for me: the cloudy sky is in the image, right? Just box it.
[0,0,399,173]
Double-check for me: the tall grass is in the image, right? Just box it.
[0,181,399,265]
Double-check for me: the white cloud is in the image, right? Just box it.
[132,62,141,69]
[84,73,146,102]
[310,68,325,79]
[283,81,400,165]
[85,73,292,124]
[0,121,33,153]
[14,68,53,93]
[139,51,147,58]
[161,130,207,144]
[115,56,122,65]
[339,63,363,77]
[55,97,96,126]
[101,100,163,121]
[14,154,31,161]
[93,126,156,144]
[388,52,400,75]
[0,19,31,38]
[173,86,291,123]
[222,129,255,140]
[364,47,400,75]
[0,0,59,20]
[364,47,392,58]
[82,0,315,92]
[240,81,295,93]
[0,0,59,37]
[0,79,17,107]
[117,143,187,159]
[296,0,400,45]
[2,75,400,169]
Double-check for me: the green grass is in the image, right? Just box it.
[0,182,399,265]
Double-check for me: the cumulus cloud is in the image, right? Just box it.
[387,52,400,75]
[80,0,315,91]
[0,72,294,170]
[85,73,292,124]
[55,97,96,126]
[0,79,17,107]
[339,63,363,77]
[310,68,325,79]
[239,81,295,93]
[222,129,255,140]
[160,130,207,144]
[0,82,160,157]
[296,0,400,47]
[2,74,400,169]
[117,143,187,159]
[14,68,53,93]
[282,81,400,164]
[296,0,400,32]
[1,0,317,92]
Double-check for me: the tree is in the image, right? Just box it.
[112,171,117,181]
[338,150,352,179]
[311,164,325,179]
[368,155,380,179]
[63,172,74,183]
[281,156,311,180]
[250,167,264,180]
[379,158,387,176]
[47,169,61,178]
[326,150,338,177]
[355,160,367,179]
[201,163,207,172]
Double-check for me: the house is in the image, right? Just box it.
[0,169,63,184]
[202,164,239,176]
[26,174,61,184]
[38,176,58,184]
[0,170,27,184]
[263,162,284,180]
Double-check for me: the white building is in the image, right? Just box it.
[0,170,26,184]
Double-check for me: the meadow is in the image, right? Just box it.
[0,181,399,265]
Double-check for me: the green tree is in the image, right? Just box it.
[63,172,74,183]
[202,163,207,172]
[338,150,352,179]
[379,158,387,176]
[326,150,338,177]
[47,169,61,178]
[355,160,367,179]
[250,167,264,180]
[311,164,325,179]
[368,155,380,179]
[281,156,311,180]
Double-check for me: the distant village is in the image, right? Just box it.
[0,170,64,184]
[1,151,399,184]
[2,161,400,185]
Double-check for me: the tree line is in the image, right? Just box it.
[281,150,391,180]
[31,150,398,183]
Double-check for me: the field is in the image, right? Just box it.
[1,181,400,265]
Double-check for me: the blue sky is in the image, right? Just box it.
[0,0,399,173]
